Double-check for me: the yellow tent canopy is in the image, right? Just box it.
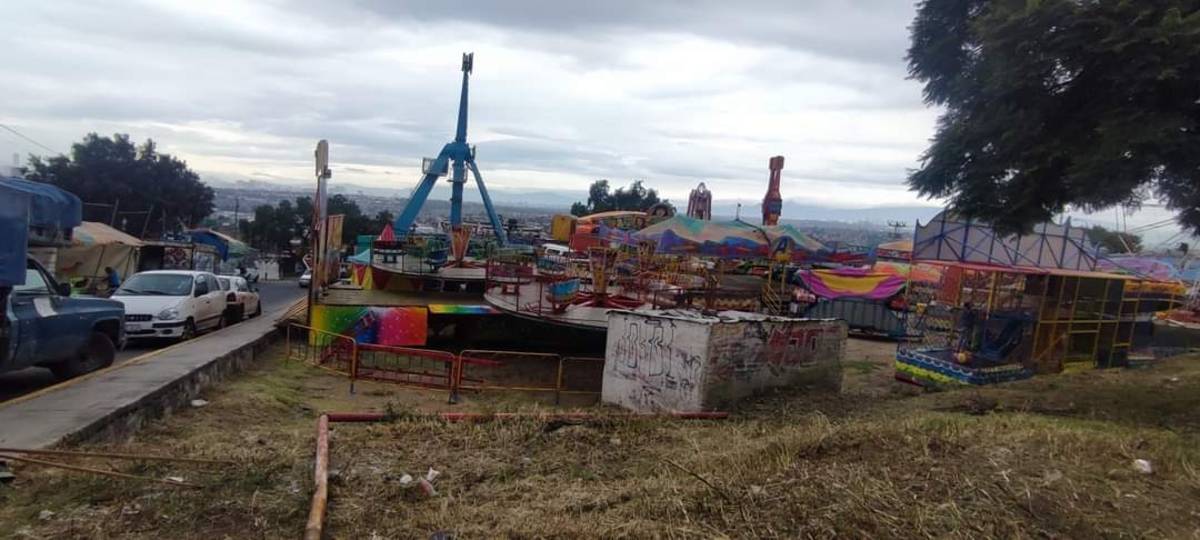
[56,221,143,288]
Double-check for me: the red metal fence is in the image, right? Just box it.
[285,324,604,402]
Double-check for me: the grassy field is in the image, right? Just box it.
[1,340,1199,539]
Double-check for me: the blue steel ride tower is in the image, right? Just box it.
[392,53,507,246]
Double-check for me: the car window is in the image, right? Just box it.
[14,265,51,295]
[206,275,221,293]
[217,277,231,290]
[116,273,194,296]
[235,279,249,292]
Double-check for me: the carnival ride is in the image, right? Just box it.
[762,156,784,226]
[794,267,913,338]
[687,182,713,220]
[484,201,846,331]
[894,212,1185,388]
[392,52,506,250]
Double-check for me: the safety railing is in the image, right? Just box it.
[458,350,605,404]
[285,323,360,390]
[285,323,605,402]
[354,344,461,389]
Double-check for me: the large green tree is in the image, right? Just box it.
[25,133,215,235]
[570,179,671,216]
[1085,225,1143,254]
[242,194,393,252]
[907,1,1200,235]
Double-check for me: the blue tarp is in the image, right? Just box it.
[0,186,32,287]
[0,177,82,232]
[187,229,229,260]
[0,177,82,287]
[186,229,253,262]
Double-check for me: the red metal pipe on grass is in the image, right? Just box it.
[304,415,330,540]
[436,411,729,422]
[325,412,388,423]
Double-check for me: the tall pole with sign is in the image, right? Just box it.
[308,140,331,325]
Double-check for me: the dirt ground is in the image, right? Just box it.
[2,339,1199,539]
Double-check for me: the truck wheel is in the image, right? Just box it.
[50,332,116,380]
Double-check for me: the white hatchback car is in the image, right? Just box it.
[112,271,229,341]
[217,275,261,321]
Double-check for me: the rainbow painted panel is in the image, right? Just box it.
[310,305,428,346]
[427,304,498,315]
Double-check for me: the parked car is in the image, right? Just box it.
[217,275,261,322]
[299,270,312,288]
[0,257,126,379]
[112,271,228,341]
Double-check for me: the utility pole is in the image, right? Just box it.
[886,220,907,239]
[309,140,331,327]
[139,204,156,238]
[233,196,240,240]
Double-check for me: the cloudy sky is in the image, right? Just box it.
[0,0,945,208]
[0,0,1191,245]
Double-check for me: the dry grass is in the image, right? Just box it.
[2,341,1200,539]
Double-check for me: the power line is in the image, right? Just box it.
[0,123,60,155]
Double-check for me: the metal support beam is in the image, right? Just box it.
[468,159,507,245]
[449,159,466,227]
[393,151,449,237]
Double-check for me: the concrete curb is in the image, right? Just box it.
[0,308,289,449]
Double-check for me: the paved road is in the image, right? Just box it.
[0,280,305,402]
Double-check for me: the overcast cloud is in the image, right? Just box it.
[1,0,944,209]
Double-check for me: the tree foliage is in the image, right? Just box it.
[907,1,1200,235]
[241,194,393,252]
[25,133,214,235]
[570,179,672,216]
[1085,225,1142,254]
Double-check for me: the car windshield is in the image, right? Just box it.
[115,274,193,296]
[217,277,230,290]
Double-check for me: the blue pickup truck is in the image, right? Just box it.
[1,177,126,379]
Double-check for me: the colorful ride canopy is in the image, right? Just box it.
[634,215,826,261]
[798,268,907,300]
[1095,255,1183,282]
[913,211,1099,271]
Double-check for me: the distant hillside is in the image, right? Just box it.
[209,178,942,225]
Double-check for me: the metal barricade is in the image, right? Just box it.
[285,323,359,390]
[559,356,606,397]
[458,350,604,404]
[356,343,460,390]
[285,324,607,402]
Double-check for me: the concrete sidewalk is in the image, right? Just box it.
[0,308,286,449]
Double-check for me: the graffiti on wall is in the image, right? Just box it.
[708,320,845,381]
[606,314,706,411]
[310,305,428,347]
[603,312,846,412]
